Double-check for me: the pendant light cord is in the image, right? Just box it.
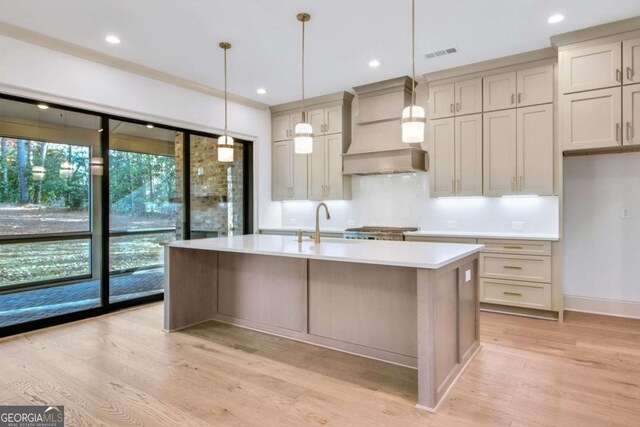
[224,46,228,136]
[301,18,306,122]
[411,0,416,108]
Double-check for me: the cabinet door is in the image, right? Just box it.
[516,65,554,107]
[272,141,292,200]
[623,85,640,146]
[307,136,325,200]
[325,134,345,199]
[324,105,343,134]
[273,114,291,142]
[483,109,517,196]
[307,108,325,135]
[428,118,455,197]
[517,104,553,195]
[455,78,482,116]
[483,72,516,112]
[561,87,622,151]
[428,83,455,119]
[560,42,622,93]
[291,147,308,200]
[455,114,483,196]
[623,37,640,85]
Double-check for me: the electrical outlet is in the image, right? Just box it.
[512,221,525,231]
[621,208,632,219]
[447,221,458,229]
[197,167,204,176]
[465,269,471,282]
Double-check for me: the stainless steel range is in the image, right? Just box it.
[343,226,418,241]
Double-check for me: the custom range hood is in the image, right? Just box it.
[343,76,428,175]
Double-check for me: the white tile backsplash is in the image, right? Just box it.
[280,173,559,235]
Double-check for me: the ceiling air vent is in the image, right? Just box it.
[424,47,458,59]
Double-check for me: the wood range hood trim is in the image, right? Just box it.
[344,76,428,175]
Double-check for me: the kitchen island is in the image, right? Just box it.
[164,234,483,412]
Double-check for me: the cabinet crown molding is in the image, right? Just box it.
[352,76,415,99]
[270,91,354,114]
[552,16,640,49]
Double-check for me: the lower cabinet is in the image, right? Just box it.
[480,278,552,310]
[272,140,308,200]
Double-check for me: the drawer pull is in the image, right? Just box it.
[503,266,522,270]
[503,245,523,250]
[503,291,522,296]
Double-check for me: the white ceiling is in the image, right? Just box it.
[1,0,640,106]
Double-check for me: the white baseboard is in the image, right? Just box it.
[564,294,640,319]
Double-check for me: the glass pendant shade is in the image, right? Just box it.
[402,105,426,143]
[32,166,45,181]
[59,161,73,178]
[294,122,313,154]
[218,135,234,162]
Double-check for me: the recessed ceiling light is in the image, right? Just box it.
[257,88,267,95]
[369,59,381,68]
[547,14,564,24]
[37,104,49,110]
[105,35,121,44]
[146,124,154,129]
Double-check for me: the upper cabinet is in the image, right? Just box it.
[560,42,622,93]
[484,65,553,112]
[623,84,640,146]
[272,112,301,142]
[561,88,622,151]
[270,92,353,201]
[428,114,482,197]
[428,78,482,119]
[623,37,640,85]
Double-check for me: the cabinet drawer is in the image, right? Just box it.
[479,253,551,283]
[480,278,551,310]
[478,239,551,255]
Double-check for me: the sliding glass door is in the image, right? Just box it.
[108,120,182,303]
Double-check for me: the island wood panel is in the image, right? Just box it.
[217,253,307,332]
[308,260,418,357]
[458,260,478,361]
[164,247,217,331]
[434,268,459,396]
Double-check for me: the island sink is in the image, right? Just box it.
[164,234,483,413]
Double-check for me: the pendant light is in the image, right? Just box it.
[218,42,234,163]
[293,13,313,154]
[402,0,426,143]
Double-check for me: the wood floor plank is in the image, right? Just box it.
[1,302,640,426]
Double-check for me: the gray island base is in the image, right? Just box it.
[164,235,483,413]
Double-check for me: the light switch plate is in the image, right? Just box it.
[197,167,204,176]
[465,269,471,282]
[512,221,525,231]
[447,221,458,229]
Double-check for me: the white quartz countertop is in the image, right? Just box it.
[168,235,484,270]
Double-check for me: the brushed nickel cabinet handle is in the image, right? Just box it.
[450,103,454,113]
[628,67,634,81]
[616,69,622,83]
[511,94,515,105]
[517,93,522,104]
[616,123,621,142]
[503,266,523,270]
[456,102,461,112]
[627,122,633,141]
[503,291,522,296]
[504,245,523,250]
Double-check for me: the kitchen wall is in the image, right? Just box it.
[564,152,640,317]
[0,35,280,230]
[281,173,559,235]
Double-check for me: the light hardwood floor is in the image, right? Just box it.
[1,303,639,426]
